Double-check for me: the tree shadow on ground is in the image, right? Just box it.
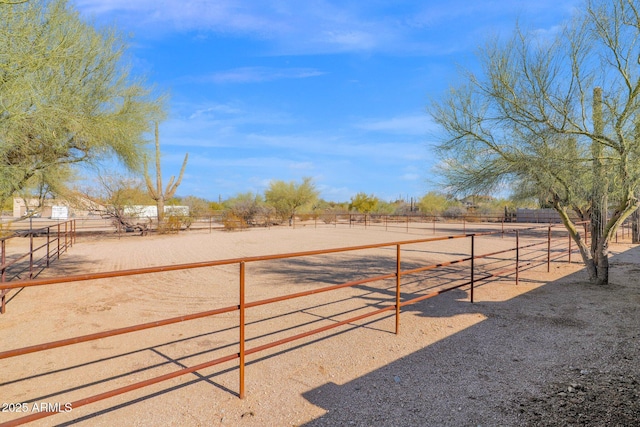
[301,245,640,426]
[3,236,633,425]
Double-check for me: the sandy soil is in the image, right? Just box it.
[0,223,638,426]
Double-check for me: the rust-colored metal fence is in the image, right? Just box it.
[5,213,632,240]
[0,223,588,425]
[0,220,76,314]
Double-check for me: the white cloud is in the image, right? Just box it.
[401,173,420,181]
[197,67,326,84]
[73,0,425,54]
[75,0,288,35]
[74,0,582,55]
[354,114,432,136]
[315,30,377,51]
[188,103,243,119]
[288,161,315,170]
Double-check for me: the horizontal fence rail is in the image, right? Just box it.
[0,220,76,314]
[2,212,633,240]
[0,222,603,426]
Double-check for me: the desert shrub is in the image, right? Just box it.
[164,215,182,233]
[224,192,276,226]
[222,212,247,230]
[162,214,192,233]
[320,212,336,224]
[0,222,11,238]
[442,206,466,219]
[297,213,314,222]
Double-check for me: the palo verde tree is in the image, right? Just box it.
[429,0,640,285]
[17,164,73,213]
[144,122,188,231]
[349,192,380,214]
[0,0,163,205]
[264,177,318,225]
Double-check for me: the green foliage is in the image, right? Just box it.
[224,192,272,226]
[349,192,379,213]
[375,200,398,215]
[176,195,211,218]
[208,201,224,212]
[314,199,348,224]
[264,177,319,221]
[0,0,164,201]
[429,0,640,284]
[0,197,11,213]
[165,214,191,233]
[417,192,452,216]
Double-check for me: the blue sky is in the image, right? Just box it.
[73,0,580,203]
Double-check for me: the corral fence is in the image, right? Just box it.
[2,211,633,237]
[0,222,601,426]
[0,219,76,314]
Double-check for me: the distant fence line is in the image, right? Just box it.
[0,210,626,236]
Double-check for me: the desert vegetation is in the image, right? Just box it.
[1,0,638,280]
[430,0,640,284]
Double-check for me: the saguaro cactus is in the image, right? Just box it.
[144,122,188,231]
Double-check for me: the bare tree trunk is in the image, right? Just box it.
[591,87,609,285]
[552,197,598,280]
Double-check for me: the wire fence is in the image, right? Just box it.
[2,211,634,238]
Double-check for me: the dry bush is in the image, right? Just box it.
[320,212,336,224]
[223,212,247,231]
[297,213,314,222]
[162,215,181,233]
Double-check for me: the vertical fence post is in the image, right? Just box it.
[501,219,504,238]
[406,215,409,233]
[385,215,388,231]
[470,235,475,303]
[239,261,246,399]
[395,244,401,334]
[57,223,60,259]
[1,240,5,314]
[568,233,572,264]
[463,218,466,234]
[433,217,436,235]
[516,230,520,286]
[584,222,588,246]
[46,226,51,268]
[1,239,5,283]
[547,226,551,273]
[29,231,34,279]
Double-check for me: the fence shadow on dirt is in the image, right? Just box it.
[301,245,640,426]
[0,226,619,425]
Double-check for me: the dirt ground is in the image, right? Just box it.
[0,224,638,426]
